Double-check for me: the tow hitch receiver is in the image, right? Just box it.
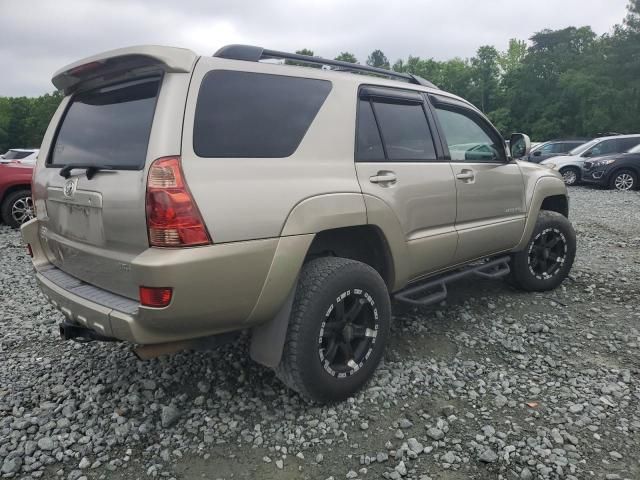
[59,321,118,342]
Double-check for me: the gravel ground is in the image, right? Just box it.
[1,186,639,480]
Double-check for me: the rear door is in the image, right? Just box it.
[35,72,190,299]
[354,86,458,279]
[430,95,525,263]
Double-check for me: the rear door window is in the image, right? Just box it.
[371,101,437,161]
[356,100,385,162]
[50,77,161,169]
[194,71,331,158]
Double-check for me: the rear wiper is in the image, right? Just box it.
[59,164,115,180]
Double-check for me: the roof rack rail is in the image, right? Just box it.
[213,44,438,89]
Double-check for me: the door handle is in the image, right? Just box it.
[369,171,397,185]
[455,169,475,181]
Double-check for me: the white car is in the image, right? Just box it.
[0,149,39,164]
[541,135,640,185]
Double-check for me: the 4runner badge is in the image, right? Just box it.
[63,178,78,198]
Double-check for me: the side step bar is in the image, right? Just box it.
[394,256,511,307]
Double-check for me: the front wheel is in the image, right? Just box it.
[275,257,391,403]
[560,167,580,186]
[508,210,576,292]
[1,189,34,228]
[609,169,637,191]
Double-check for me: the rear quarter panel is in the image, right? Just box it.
[180,58,363,244]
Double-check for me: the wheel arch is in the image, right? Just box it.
[0,183,31,206]
[514,176,569,251]
[250,193,403,368]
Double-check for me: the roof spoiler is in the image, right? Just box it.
[52,45,198,93]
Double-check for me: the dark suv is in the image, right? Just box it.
[582,143,640,190]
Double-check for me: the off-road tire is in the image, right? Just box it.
[609,169,637,191]
[559,167,580,186]
[1,189,33,228]
[275,257,391,403]
[508,210,576,292]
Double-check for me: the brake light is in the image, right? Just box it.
[139,286,173,308]
[68,61,103,76]
[145,156,211,247]
[26,244,33,257]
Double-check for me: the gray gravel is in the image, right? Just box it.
[1,186,639,480]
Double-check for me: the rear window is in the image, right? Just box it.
[193,71,331,158]
[49,77,160,169]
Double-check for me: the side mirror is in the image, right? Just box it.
[582,150,592,158]
[533,150,542,156]
[510,133,531,159]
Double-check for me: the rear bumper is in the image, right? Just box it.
[21,219,313,344]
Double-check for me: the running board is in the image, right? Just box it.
[394,257,511,307]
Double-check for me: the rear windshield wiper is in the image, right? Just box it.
[59,164,115,180]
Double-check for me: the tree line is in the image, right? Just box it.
[1,0,638,153]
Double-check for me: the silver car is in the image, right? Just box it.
[541,135,640,185]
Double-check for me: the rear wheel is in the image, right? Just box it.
[275,257,391,403]
[1,190,34,228]
[609,169,636,191]
[508,210,576,292]
[560,167,580,186]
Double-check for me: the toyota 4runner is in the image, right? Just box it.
[22,45,576,403]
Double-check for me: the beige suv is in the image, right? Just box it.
[22,45,576,403]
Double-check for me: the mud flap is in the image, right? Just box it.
[249,283,296,368]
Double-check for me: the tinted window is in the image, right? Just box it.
[50,77,160,168]
[435,106,505,162]
[4,150,31,160]
[540,143,555,154]
[194,71,331,158]
[372,101,436,161]
[588,139,619,157]
[619,137,640,152]
[356,100,385,161]
[564,142,584,152]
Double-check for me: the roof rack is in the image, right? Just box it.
[213,44,438,89]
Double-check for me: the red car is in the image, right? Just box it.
[0,162,34,228]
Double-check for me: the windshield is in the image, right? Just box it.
[50,76,160,169]
[568,139,599,156]
[3,150,32,160]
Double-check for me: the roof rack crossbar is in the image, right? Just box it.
[213,45,437,89]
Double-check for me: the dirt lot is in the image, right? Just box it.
[1,186,639,480]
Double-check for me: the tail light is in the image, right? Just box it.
[145,156,211,247]
[139,286,173,308]
[26,244,33,257]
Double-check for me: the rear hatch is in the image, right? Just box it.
[35,48,196,300]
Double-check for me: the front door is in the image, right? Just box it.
[430,95,526,263]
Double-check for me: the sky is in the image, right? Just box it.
[0,0,631,97]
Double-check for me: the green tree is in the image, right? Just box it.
[334,52,358,63]
[286,49,322,68]
[366,50,390,69]
[471,45,500,112]
[498,39,527,75]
